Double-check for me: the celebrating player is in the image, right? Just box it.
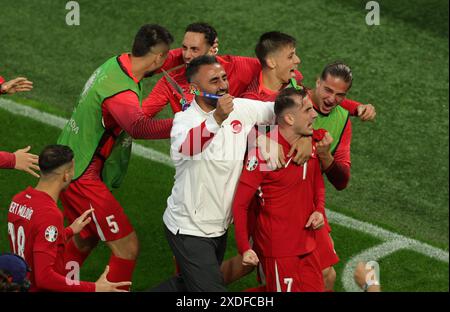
[233,87,326,292]
[7,145,131,292]
[152,55,277,292]
[57,24,174,290]
[142,22,264,117]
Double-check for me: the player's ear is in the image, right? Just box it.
[284,112,295,126]
[208,38,219,55]
[316,77,321,89]
[63,169,70,183]
[266,56,276,69]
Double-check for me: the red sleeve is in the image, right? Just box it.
[179,121,215,156]
[103,91,173,139]
[221,55,261,96]
[156,48,184,72]
[33,212,95,292]
[64,227,74,241]
[0,151,16,169]
[240,91,261,100]
[312,157,330,231]
[0,76,5,84]
[324,120,352,190]
[340,98,362,116]
[232,152,265,255]
[33,251,95,292]
[142,78,173,117]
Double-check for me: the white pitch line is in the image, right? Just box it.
[342,239,409,292]
[2,98,449,291]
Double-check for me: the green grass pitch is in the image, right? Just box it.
[0,0,448,291]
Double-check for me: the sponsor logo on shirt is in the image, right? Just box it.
[246,156,258,171]
[45,226,58,242]
[230,120,242,134]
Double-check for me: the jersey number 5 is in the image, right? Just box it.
[8,222,25,258]
[106,215,119,234]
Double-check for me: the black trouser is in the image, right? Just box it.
[150,225,228,292]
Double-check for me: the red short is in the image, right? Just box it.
[316,227,339,270]
[60,179,134,242]
[259,249,324,292]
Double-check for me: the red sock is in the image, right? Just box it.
[107,255,136,291]
[64,239,91,268]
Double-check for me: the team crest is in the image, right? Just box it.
[230,120,242,134]
[45,225,58,242]
[246,156,259,171]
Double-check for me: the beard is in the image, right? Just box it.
[204,97,219,107]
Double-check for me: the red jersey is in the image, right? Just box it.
[240,72,353,190]
[142,52,262,117]
[233,130,325,258]
[0,151,15,169]
[7,187,95,292]
[241,70,303,101]
[241,69,361,115]
[0,76,5,84]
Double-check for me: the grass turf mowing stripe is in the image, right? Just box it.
[1,98,448,291]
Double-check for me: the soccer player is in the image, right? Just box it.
[7,144,131,292]
[241,31,376,121]
[57,24,174,290]
[241,32,374,291]
[233,87,326,292]
[152,55,276,292]
[305,61,361,290]
[0,75,33,95]
[1,146,40,177]
[142,22,264,117]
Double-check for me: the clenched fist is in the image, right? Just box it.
[213,94,234,125]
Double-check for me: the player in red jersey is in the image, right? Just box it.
[142,22,265,117]
[241,31,375,120]
[7,145,131,292]
[244,32,376,292]
[57,25,174,290]
[233,88,326,292]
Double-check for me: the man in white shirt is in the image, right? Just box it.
[154,55,274,292]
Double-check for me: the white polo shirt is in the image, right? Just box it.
[163,98,274,237]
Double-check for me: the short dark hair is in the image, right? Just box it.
[320,61,353,89]
[274,87,307,117]
[185,22,217,46]
[132,24,174,57]
[186,55,220,83]
[255,31,297,67]
[39,145,74,175]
